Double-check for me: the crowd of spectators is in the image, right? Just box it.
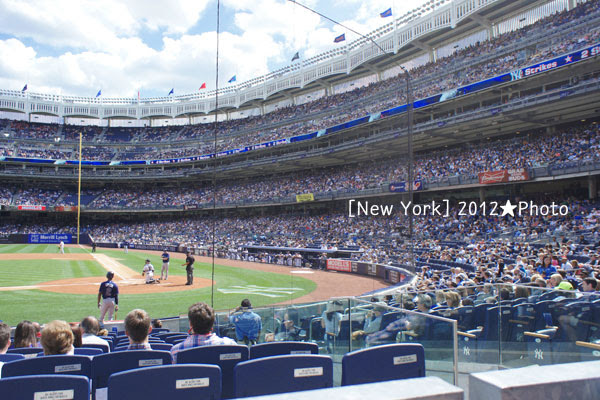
[0,0,598,162]
[0,120,598,209]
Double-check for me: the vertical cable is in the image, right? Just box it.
[76,130,82,244]
[211,0,221,309]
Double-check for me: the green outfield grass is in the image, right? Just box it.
[0,245,316,326]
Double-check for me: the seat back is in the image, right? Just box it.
[7,347,43,358]
[91,350,172,392]
[0,375,90,400]
[1,355,92,379]
[341,343,425,386]
[76,347,104,356]
[79,343,109,353]
[177,345,249,399]
[0,353,25,363]
[165,334,189,344]
[108,364,221,400]
[234,354,333,398]
[250,341,318,359]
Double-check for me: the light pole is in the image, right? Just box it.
[289,0,415,269]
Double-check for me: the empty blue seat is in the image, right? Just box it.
[165,334,189,344]
[234,355,333,398]
[79,343,109,353]
[92,350,172,397]
[177,345,248,399]
[250,341,318,359]
[108,364,221,400]
[1,355,93,380]
[341,343,425,386]
[0,375,90,400]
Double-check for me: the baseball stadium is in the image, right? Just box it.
[1,0,600,398]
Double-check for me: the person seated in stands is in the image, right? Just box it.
[366,295,433,346]
[461,298,474,307]
[321,301,343,353]
[581,277,598,294]
[230,299,262,345]
[0,322,11,378]
[537,256,557,279]
[445,291,461,309]
[548,273,563,288]
[514,285,530,300]
[41,320,74,355]
[352,303,386,341]
[151,319,163,329]
[70,324,83,348]
[125,309,152,350]
[13,320,38,348]
[275,310,300,341]
[80,316,110,352]
[171,302,236,363]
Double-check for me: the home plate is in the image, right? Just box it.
[291,271,315,274]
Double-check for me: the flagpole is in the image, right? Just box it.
[288,0,415,269]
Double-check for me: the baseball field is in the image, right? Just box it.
[0,244,385,326]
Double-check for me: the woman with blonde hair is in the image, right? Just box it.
[41,320,74,355]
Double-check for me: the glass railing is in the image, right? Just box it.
[368,284,600,376]
[186,297,460,386]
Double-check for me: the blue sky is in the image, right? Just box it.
[0,0,427,98]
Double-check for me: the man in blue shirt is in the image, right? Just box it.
[230,299,262,345]
[160,250,170,280]
[98,271,119,322]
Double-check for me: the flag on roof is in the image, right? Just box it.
[21,84,27,92]
[228,75,237,83]
[380,8,392,18]
[291,52,300,62]
[168,88,174,96]
[96,89,101,97]
[199,82,206,89]
[334,33,345,43]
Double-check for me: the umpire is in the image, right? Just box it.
[183,251,195,285]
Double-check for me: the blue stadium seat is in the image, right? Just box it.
[341,343,425,386]
[165,334,189,344]
[177,345,249,399]
[75,347,104,356]
[150,328,170,334]
[250,341,318,359]
[91,350,172,397]
[0,353,25,363]
[2,355,92,380]
[234,355,333,398]
[79,343,109,353]
[7,347,43,357]
[0,375,90,400]
[108,364,221,400]
[113,342,173,352]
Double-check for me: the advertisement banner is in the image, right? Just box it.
[54,206,78,212]
[389,180,422,192]
[28,234,72,244]
[478,168,529,184]
[296,193,315,203]
[18,205,46,211]
[326,259,352,272]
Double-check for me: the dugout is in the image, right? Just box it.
[242,245,359,269]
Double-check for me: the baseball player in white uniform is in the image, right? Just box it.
[142,259,159,284]
[58,241,65,254]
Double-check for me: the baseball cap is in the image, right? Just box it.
[557,281,574,291]
[145,259,150,262]
[106,271,114,280]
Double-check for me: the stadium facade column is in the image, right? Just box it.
[589,176,598,200]
[479,187,485,203]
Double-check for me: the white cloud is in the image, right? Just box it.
[0,0,428,97]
